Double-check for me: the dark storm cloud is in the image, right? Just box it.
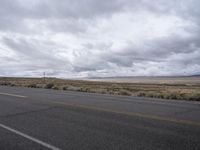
[1,0,200,33]
[0,0,124,33]
[0,0,200,29]
[1,0,122,19]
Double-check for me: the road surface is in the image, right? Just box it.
[0,86,200,150]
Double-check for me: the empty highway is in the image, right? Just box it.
[0,85,200,150]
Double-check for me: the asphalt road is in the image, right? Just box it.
[0,86,200,150]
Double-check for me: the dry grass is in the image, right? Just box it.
[0,77,200,101]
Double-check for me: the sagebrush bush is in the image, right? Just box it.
[62,86,67,90]
[27,84,37,88]
[52,86,59,90]
[118,90,132,96]
[45,83,54,89]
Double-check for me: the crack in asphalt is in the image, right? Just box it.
[0,106,59,118]
[174,108,200,115]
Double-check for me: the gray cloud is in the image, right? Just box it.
[0,0,124,33]
[0,0,200,77]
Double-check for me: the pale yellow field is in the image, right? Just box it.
[88,76,200,85]
[0,76,200,101]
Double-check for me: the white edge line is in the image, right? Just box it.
[0,92,27,98]
[0,123,62,150]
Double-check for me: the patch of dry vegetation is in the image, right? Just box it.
[0,77,200,101]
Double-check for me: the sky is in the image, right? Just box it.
[0,0,200,78]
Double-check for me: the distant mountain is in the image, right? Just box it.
[191,74,200,77]
[86,75,200,79]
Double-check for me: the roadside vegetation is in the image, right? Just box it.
[0,77,200,101]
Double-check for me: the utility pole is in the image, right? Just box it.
[43,72,46,84]
[4,76,7,85]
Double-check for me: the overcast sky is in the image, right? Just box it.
[0,0,200,78]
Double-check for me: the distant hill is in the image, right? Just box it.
[191,74,200,77]
[87,75,200,79]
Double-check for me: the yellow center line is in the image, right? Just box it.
[53,101,200,127]
[0,92,27,98]
[0,91,199,127]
